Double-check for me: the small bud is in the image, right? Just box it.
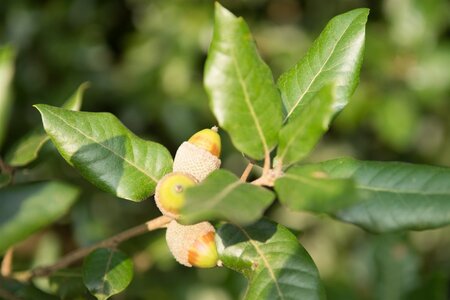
[173,127,222,182]
[155,172,197,219]
[166,220,219,268]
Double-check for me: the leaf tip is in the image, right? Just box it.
[33,104,56,118]
[33,104,44,114]
[214,1,236,20]
[353,7,370,20]
[79,81,91,90]
[77,81,91,98]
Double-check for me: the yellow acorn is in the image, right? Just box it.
[188,126,221,157]
[166,220,219,268]
[173,126,221,182]
[154,172,197,219]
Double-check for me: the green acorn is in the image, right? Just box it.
[155,172,197,219]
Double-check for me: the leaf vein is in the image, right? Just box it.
[231,49,269,154]
[237,226,285,300]
[284,18,356,119]
[43,107,158,183]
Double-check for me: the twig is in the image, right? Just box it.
[249,151,276,186]
[240,163,254,182]
[262,151,271,175]
[13,215,172,281]
[1,247,14,277]
[251,168,283,187]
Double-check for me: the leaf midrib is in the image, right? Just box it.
[284,15,359,120]
[282,173,332,188]
[197,179,242,210]
[278,100,329,163]
[285,173,447,196]
[231,48,269,155]
[357,184,448,196]
[99,250,115,298]
[238,225,285,300]
[42,106,158,183]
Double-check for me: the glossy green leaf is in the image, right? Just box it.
[83,248,133,300]
[181,169,275,225]
[0,45,15,150]
[216,219,326,300]
[275,163,356,214]
[0,181,79,254]
[204,3,283,160]
[313,158,450,232]
[6,83,88,167]
[275,86,335,168]
[35,104,173,201]
[278,8,369,120]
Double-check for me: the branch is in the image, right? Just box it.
[240,163,254,182]
[13,215,172,281]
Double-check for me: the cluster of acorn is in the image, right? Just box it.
[155,127,222,268]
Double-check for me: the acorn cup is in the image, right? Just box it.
[154,172,197,219]
[173,126,221,182]
[165,220,219,268]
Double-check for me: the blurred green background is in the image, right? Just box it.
[0,0,449,299]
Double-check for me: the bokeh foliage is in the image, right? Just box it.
[0,0,449,299]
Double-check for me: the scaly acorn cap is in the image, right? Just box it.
[154,172,197,219]
[166,220,219,268]
[173,127,221,182]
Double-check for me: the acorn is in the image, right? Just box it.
[166,220,219,268]
[173,127,221,182]
[155,172,197,219]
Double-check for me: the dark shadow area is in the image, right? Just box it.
[70,135,126,198]
[217,219,277,249]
